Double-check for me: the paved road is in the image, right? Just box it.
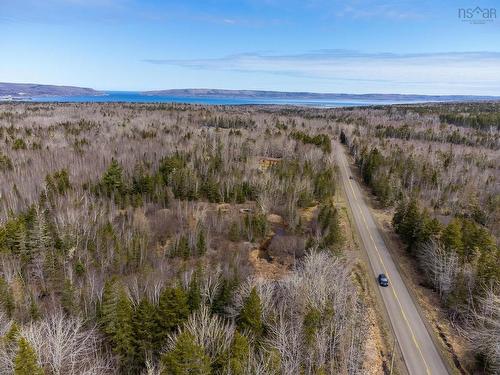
[334,142,449,375]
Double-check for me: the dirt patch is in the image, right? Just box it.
[249,213,292,279]
[258,157,281,171]
[436,324,468,375]
[216,203,231,213]
[299,205,317,224]
[266,213,283,225]
[363,296,386,375]
[337,204,358,253]
[249,246,289,280]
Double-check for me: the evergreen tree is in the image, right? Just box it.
[392,200,407,231]
[16,230,29,270]
[43,250,62,290]
[175,236,190,259]
[131,164,154,196]
[26,212,50,270]
[113,288,135,370]
[159,153,187,184]
[160,331,211,375]
[171,168,198,201]
[340,129,347,144]
[101,159,125,197]
[395,199,422,252]
[243,213,267,241]
[442,219,463,254]
[0,214,26,254]
[100,279,119,336]
[446,270,468,311]
[361,148,383,186]
[29,293,41,321]
[318,204,343,250]
[187,272,202,312]
[237,287,263,338]
[227,331,250,375]
[414,209,439,247]
[0,276,15,317]
[14,337,44,375]
[313,168,335,201]
[303,307,322,347]
[461,219,497,262]
[156,285,190,349]
[200,177,221,203]
[196,230,207,256]
[132,297,157,370]
[211,277,237,316]
[100,281,135,370]
[3,322,20,350]
[52,169,71,194]
[476,249,500,288]
[61,279,76,315]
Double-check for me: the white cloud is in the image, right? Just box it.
[144,50,500,95]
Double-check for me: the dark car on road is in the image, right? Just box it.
[378,273,389,287]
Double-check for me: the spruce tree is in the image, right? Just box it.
[160,331,211,375]
[132,297,157,370]
[14,337,44,375]
[175,236,190,259]
[392,200,407,232]
[101,159,125,198]
[303,307,322,347]
[187,272,202,312]
[61,279,76,315]
[237,287,263,338]
[113,288,135,370]
[228,331,250,375]
[319,205,343,250]
[4,322,20,345]
[100,281,135,370]
[196,230,207,256]
[442,219,463,254]
[155,285,190,349]
[100,279,119,337]
[211,277,236,316]
[475,246,500,288]
[0,276,15,317]
[29,293,41,321]
[398,199,422,252]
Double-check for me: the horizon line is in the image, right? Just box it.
[2,82,500,98]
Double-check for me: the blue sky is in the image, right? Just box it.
[1,0,499,94]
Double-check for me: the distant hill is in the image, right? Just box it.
[0,82,103,98]
[142,88,499,102]
[1,84,498,103]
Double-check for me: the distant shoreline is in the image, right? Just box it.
[140,88,500,102]
[1,83,499,104]
[3,95,500,109]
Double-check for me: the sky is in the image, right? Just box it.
[1,0,500,95]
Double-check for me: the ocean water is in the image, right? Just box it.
[23,91,419,107]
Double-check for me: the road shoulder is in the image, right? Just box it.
[341,146,469,375]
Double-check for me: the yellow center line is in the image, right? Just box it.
[339,150,432,375]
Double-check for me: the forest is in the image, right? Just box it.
[0,103,365,374]
[0,102,498,374]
